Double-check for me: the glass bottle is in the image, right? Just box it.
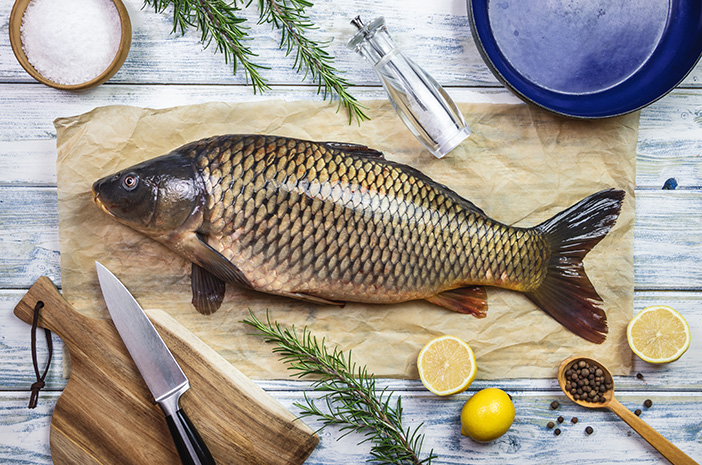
[348,16,470,158]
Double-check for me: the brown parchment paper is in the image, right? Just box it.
[55,100,637,379]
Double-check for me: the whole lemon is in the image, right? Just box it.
[460,388,515,441]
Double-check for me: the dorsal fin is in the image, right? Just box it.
[324,142,385,159]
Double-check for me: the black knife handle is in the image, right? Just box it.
[165,408,216,465]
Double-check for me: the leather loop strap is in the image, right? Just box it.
[28,301,53,409]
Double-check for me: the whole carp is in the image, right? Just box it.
[92,134,624,343]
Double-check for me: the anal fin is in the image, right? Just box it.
[191,263,226,315]
[425,286,488,318]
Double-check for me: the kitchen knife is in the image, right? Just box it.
[95,261,216,465]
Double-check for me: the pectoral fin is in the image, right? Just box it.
[177,232,251,289]
[191,263,226,315]
[425,286,488,318]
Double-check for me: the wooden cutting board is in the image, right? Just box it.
[14,277,319,465]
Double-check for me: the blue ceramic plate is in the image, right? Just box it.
[468,0,702,118]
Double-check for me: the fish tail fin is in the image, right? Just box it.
[525,189,625,344]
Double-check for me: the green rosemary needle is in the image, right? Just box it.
[143,0,368,123]
[243,311,435,465]
[145,0,269,91]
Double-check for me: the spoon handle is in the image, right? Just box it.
[608,398,698,465]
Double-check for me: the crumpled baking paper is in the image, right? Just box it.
[54,100,637,379]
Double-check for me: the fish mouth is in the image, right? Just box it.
[92,187,114,217]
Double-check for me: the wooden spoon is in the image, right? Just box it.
[557,356,698,465]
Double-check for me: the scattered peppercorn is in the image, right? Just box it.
[635,409,642,416]
[557,416,564,423]
[547,421,555,429]
[644,399,653,408]
[636,373,644,380]
[554,428,561,436]
[550,400,560,410]
[585,426,594,435]
[571,417,578,424]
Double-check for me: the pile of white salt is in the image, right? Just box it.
[20,0,122,86]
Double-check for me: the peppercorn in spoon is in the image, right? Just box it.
[557,356,698,465]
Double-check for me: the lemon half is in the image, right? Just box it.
[417,335,476,396]
[627,305,691,364]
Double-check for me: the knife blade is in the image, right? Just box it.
[96,261,216,465]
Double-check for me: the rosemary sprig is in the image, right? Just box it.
[144,0,269,91]
[256,0,368,124]
[143,0,368,123]
[243,311,435,465]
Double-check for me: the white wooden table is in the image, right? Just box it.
[2,1,702,463]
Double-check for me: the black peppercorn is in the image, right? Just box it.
[585,426,594,435]
[550,400,560,410]
[557,416,564,423]
[566,359,612,404]
[547,421,555,429]
[644,399,653,408]
[554,428,561,436]
[635,409,642,416]
[571,417,578,424]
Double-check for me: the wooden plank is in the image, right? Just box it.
[634,191,702,289]
[0,291,65,391]
[1,187,701,289]
[0,140,57,186]
[2,390,701,465]
[0,84,523,142]
[0,393,54,465]
[2,0,701,89]
[2,288,701,391]
[2,85,702,188]
[636,90,702,188]
[0,187,61,287]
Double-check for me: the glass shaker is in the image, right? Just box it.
[348,16,470,158]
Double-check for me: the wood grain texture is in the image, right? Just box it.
[12,277,318,465]
[3,289,702,391]
[1,0,700,88]
[2,0,702,462]
[1,86,702,187]
[606,398,699,465]
[3,390,701,465]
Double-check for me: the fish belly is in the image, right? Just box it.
[191,135,547,303]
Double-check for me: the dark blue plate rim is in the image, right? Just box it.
[467,0,702,119]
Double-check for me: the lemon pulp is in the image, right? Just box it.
[627,305,690,364]
[417,335,476,396]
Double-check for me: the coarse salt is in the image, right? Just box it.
[20,0,122,86]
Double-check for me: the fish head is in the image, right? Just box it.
[92,153,204,237]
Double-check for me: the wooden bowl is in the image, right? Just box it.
[8,0,132,90]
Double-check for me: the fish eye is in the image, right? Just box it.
[122,173,139,191]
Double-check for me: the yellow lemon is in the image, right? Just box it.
[627,305,691,364]
[460,388,515,442]
[417,335,476,396]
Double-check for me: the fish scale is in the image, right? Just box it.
[190,135,542,302]
[93,133,624,342]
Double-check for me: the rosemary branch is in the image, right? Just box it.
[143,0,368,123]
[243,311,435,465]
[145,0,269,91]
[256,0,368,124]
